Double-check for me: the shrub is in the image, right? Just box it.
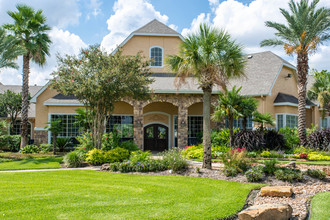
[104,147,129,163]
[129,150,152,163]
[307,152,330,161]
[293,146,315,154]
[307,128,330,151]
[221,150,252,175]
[223,167,239,177]
[245,166,264,182]
[56,137,74,152]
[119,141,139,152]
[76,132,94,151]
[19,145,40,154]
[233,130,264,151]
[305,169,326,180]
[211,128,236,146]
[269,151,285,158]
[183,145,203,159]
[263,130,287,150]
[263,159,278,175]
[160,148,188,172]
[247,152,258,158]
[102,132,121,151]
[39,144,52,153]
[85,148,105,165]
[279,127,299,148]
[7,135,21,152]
[274,168,303,182]
[298,153,308,159]
[260,151,271,158]
[63,151,83,167]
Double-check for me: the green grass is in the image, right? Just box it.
[0,156,62,170]
[0,170,263,219]
[310,192,330,220]
[191,158,330,165]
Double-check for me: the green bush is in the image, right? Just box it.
[260,150,271,158]
[245,166,264,182]
[129,150,151,163]
[64,151,83,167]
[19,145,40,154]
[223,167,239,177]
[119,141,139,152]
[104,147,129,163]
[211,129,235,146]
[85,148,105,165]
[263,159,278,175]
[307,153,330,161]
[247,152,258,158]
[160,148,188,172]
[279,127,299,148]
[183,145,203,159]
[76,132,94,151]
[305,169,326,180]
[293,146,315,154]
[39,144,52,153]
[56,137,73,152]
[274,168,303,182]
[7,135,21,152]
[102,132,121,151]
[221,150,252,175]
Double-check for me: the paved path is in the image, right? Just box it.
[0,166,101,173]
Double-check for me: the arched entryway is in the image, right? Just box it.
[143,123,168,152]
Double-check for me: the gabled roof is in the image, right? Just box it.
[133,19,180,35]
[44,94,82,106]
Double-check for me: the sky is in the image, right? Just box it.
[0,0,329,86]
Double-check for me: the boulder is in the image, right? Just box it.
[323,167,330,176]
[100,163,110,171]
[284,162,296,169]
[260,186,293,197]
[238,203,293,220]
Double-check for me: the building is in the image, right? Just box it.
[29,19,327,150]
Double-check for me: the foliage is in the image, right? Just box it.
[279,127,300,148]
[252,112,275,130]
[56,137,73,152]
[160,148,188,172]
[73,108,92,133]
[39,144,52,153]
[0,90,22,132]
[211,128,237,147]
[262,159,278,175]
[305,169,326,180]
[307,152,330,161]
[19,145,40,154]
[223,167,239,177]
[7,135,21,152]
[274,168,303,182]
[297,153,308,159]
[293,145,315,154]
[263,130,286,150]
[51,45,152,149]
[233,130,264,151]
[0,28,25,70]
[0,120,8,136]
[85,148,105,165]
[119,141,139,152]
[245,166,264,182]
[104,147,129,163]
[45,119,63,155]
[260,151,271,158]
[129,150,152,164]
[240,97,258,130]
[221,150,252,176]
[307,128,330,151]
[247,152,258,158]
[63,151,83,168]
[166,24,246,169]
[76,132,94,152]
[183,145,203,159]
[101,132,120,151]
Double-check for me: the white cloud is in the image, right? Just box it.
[86,0,102,20]
[181,13,211,37]
[100,0,170,52]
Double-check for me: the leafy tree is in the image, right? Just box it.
[166,24,245,169]
[240,96,258,130]
[51,45,153,149]
[0,90,22,133]
[307,70,330,115]
[252,112,275,131]
[0,28,25,70]
[260,0,330,145]
[212,86,244,148]
[45,119,63,155]
[4,4,52,148]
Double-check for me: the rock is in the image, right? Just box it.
[100,163,110,171]
[284,162,296,169]
[238,203,293,220]
[260,186,293,197]
[323,167,330,176]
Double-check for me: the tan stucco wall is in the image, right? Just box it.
[113,101,133,115]
[121,35,182,73]
[35,87,59,128]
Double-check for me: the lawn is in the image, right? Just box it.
[191,158,330,165]
[0,156,62,170]
[310,191,330,220]
[0,170,263,219]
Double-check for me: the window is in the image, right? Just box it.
[225,117,253,130]
[276,114,298,130]
[174,116,178,147]
[50,114,80,138]
[106,115,133,142]
[173,115,203,147]
[10,120,32,136]
[321,117,330,128]
[150,47,163,67]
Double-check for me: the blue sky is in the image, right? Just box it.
[0,0,329,85]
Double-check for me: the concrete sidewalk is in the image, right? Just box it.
[0,166,101,173]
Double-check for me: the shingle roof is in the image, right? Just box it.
[274,92,315,106]
[133,19,180,35]
[0,84,43,118]
[44,94,81,105]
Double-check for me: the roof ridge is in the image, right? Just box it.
[133,19,180,35]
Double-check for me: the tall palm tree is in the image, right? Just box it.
[4,4,52,148]
[252,112,275,131]
[212,86,244,148]
[0,28,25,70]
[167,24,245,169]
[260,0,330,145]
[307,70,330,115]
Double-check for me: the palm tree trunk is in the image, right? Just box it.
[242,117,247,131]
[297,52,308,146]
[53,133,57,155]
[202,87,212,169]
[20,54,30,149]
[228,114,234,148]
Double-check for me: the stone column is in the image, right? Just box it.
[133,101,144,150]
[34,130,48,145]
[178,104,188,148]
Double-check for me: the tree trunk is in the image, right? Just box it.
[297,52,308,146]
[228,114,234,148]
[202,86,212,169]
[53,133,57,155]
[242,117,247,131]
[20,54,30,149]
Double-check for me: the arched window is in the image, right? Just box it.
[150,46,163,67]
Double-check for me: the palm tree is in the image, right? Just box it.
[260,0,330,145]
[307,70,330,115]
[166,24,245,169]
[0,28,25,70]
[4,4,52,148]
[240,96,258,131]
[212,86,244,148]
[252,112,275,131]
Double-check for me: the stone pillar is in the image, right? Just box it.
[178,104,188,148]
[133,101,144,150]
[34,130,48,145]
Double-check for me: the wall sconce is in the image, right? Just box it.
[285,73,292,78]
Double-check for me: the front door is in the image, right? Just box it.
[144,124,168,152]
